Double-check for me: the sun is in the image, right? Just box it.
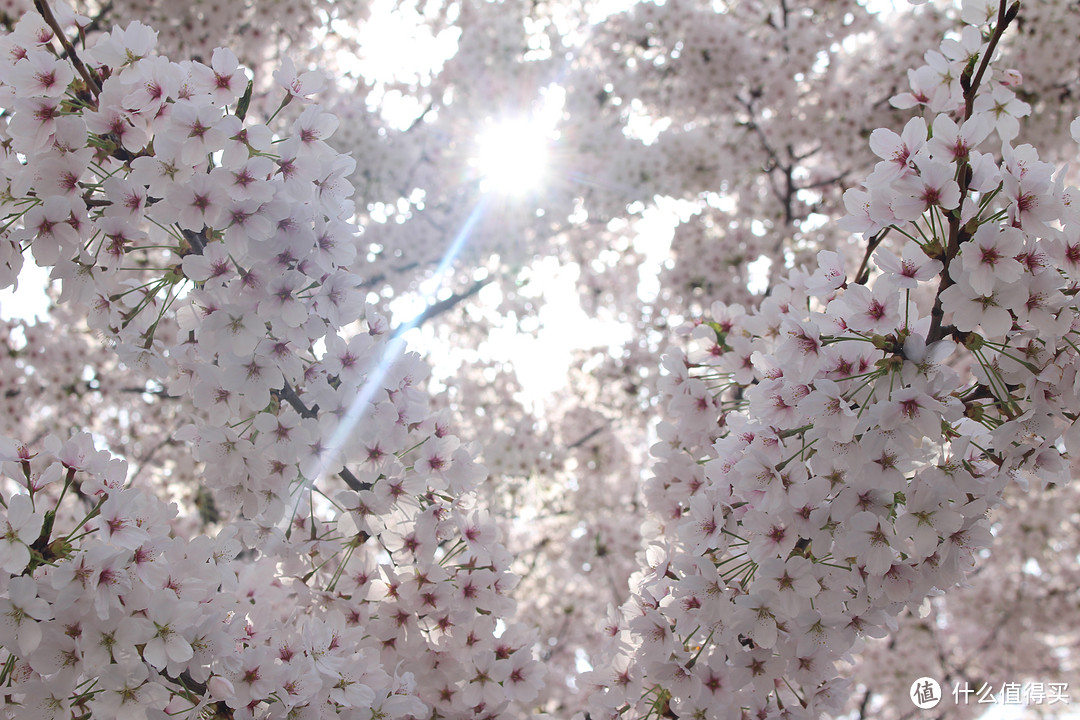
[473,118,550,195]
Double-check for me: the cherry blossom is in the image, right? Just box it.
[4,1,1080,718]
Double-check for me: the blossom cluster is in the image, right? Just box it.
[852,461,1080,720]
[0,4,541,718]
[580,3,1080,718]
[4,0,1080,717]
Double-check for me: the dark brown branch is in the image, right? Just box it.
[963,1,1021,119]
[858,686,873,720]
[390,277,493,339]
[33,0,101,97]
[274,379,318,420]
[182,228,207,255]
[927,0,1018,344]
[567,423,612,450]
[273,380,371,493]
[801,170,850,190]
[853,228,889,286]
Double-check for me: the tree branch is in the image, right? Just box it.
[390,277,493,339]
[33,0,101,98]
[567,422,613,450]
[273,380,371,492]
[858,686,873,720]
[927,0,1018,343]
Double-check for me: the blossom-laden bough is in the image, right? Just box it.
[2,0,1079,718]
[0,3,543,718]
[581,2,1080,718]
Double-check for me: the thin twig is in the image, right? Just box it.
[567,422,613,450]
[853,227,889,285]
[927,0,1018,343]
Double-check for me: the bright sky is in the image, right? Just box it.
[0,259,50,323]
